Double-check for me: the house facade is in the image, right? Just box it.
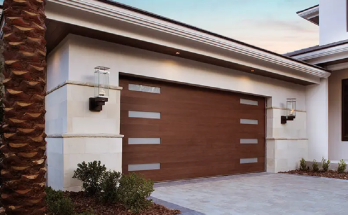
[2,0,344,191]
[287,0,348,161]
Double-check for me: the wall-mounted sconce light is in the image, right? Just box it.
[89,66,110,112]
[281,98,296,124]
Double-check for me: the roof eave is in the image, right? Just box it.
[45,0,331,80]
[297,5,319,26]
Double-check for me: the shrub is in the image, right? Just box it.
[118,173,154,213]
[300,158,307,171]
[46,187,75,215]
[312,159,319,172]
[73,161,107,195]
[322,157,330,172]
[338,159,347,173]
[100,171,122,204]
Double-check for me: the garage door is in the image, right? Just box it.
[120,76,265,181]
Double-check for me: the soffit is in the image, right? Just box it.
[45,0,330,84]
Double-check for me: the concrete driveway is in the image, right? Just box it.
[151,173,348,215]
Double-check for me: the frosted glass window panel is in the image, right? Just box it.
[240,119,258,125]
[129,111,161,119]
[128,163,161,171]
[240,99,258,106]
[128,138,161,144]
[240,139,258,144]
[240,158,258,164]
[129,84,161,94]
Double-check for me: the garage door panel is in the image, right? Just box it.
[121,97,264,113]
[124,137,241,148]
[238,164,265,173]
[123,90,239,108]
[239,124,265,133]
[122,121,261,133]
[122,123,242,135]
[125,161,238,181]
[122,111,241,123]
[122,101,246,115]
[124,148,238,163]
[123,145,238,159]
[127,162,262,182]
[123,155,238,167]
[238,146,265,157]
[127,168,228,182]
[121,76,265,181]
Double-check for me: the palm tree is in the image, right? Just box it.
[1,0,47,214]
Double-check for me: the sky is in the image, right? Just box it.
[114,0,319,54]
[0,0,318,54]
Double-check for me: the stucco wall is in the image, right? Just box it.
[47,37,70,92]
[329,69,348,160]
[46,34,317,190]
[306,78,329,160]
[319,0,348,45]
[68,35,307,110]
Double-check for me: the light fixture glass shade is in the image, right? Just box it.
[94,66,110,98]
[286,98,296,117]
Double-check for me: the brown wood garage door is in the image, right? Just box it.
[120,75,265,182]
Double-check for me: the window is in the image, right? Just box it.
[342,79,348,141]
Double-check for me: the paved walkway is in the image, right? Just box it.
[151,173,348,215]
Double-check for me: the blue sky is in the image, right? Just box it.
[114,0,319,54]
[0,0,318,53]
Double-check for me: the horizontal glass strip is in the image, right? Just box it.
[129,84,160,94]
[128,163,161,171]
[240,158,258,164]
[240,99,258,106]
[240,119,258,125]
[129,111,161,119]
[128,138,161,144]
[240,139,258,144]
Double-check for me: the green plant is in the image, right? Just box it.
[338,159,347,173]
[118,173,154,213]
[73,161,107,195]
[322,157,330,172]
[300,158,307,171]
[46,187,75,215]
[312,159,319,172]
[100,171,122,204]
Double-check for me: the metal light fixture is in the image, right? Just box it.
[89,66,110,112]
[281,98,296,124]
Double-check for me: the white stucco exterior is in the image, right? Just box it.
[329,69,348,160]
[306,78,329,160]
[319,0,348,45]
[45,34,325,190]
[291,1,348,162]
[42,0,335,191]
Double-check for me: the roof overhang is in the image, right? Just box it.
[297,5,319,26]
[288,40,348,71]
[44,0,330,85]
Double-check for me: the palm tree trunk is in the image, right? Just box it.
[1,0,47,214]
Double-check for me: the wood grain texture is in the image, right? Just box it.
[120,76,265,181]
